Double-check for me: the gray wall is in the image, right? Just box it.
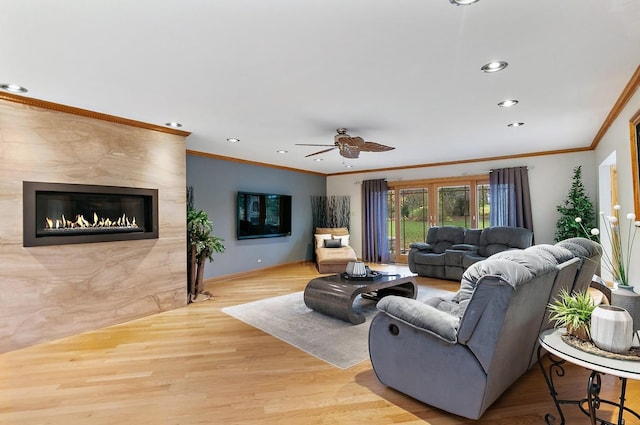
[187,154,326,278]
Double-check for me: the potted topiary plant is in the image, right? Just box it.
[548,289,596,341]
[555,165,596,242]
[187,187,225,303]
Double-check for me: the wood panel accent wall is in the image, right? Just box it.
[0,98,188,353]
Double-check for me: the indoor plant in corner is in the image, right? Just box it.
[548,289,596,341]
[187,188,225,303]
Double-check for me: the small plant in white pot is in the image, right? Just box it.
[548,289,596,341]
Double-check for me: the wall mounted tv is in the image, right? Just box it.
[236,191,292,240]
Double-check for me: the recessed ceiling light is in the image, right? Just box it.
[314,158,323,162]
[498,99,519,108]
[507,122,525,127]
[165,122,182,128]
[227,138,240,143]
[276,149,288,154]
[0,83,28,93]
[449,0,479,5]
[344,164,353,168]
[481,61,508,73]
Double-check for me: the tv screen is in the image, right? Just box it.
[236,191,292,239]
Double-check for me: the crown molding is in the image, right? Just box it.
[0,92,191,137]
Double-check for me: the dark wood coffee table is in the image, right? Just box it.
[303,271,417,325]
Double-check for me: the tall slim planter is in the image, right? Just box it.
[611,286,640,335]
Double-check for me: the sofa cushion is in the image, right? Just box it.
[314,234,332,249]
[426,226,465,253]
[334,234,350,247]
[452,250,557,317]
[410,242,433,251]
[463,229,482,245]
[412,252,446,266]
[477,226,532,257]
[526,244,574,264]
[377,296,460,343]
[315,246,357,264]
[323,238,342,248]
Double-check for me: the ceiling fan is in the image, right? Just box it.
[297,128,395,159]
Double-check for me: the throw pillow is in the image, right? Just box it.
[335,234,350,247]
[323,238,342,248]
[314,234,331,249]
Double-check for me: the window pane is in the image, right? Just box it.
[438,186,470,227]
[399,188,428,254]
[477,184,490,229]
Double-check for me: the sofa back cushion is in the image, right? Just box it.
[477,226,533,257]
[426,226,465,254]
[555,237,602,294]
[463,229,482,245]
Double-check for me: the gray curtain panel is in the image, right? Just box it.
[362,179,390,263]
[489,166,534,234]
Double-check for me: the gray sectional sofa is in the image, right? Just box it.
[368,238,601,420]
[408,226,533,281]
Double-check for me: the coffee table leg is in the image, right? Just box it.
[304,286,365,325]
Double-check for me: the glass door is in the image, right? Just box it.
[387,177,489,263]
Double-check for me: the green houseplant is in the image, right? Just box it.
[548,289,596,340]
[187,187,225,303]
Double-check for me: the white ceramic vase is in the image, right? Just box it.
[346,261,367,277]
[590,305,633,354]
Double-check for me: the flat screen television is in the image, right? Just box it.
[236,191,292,239]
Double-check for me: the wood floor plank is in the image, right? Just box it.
[0,262,638,424]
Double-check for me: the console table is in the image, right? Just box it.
[538,328,640,425]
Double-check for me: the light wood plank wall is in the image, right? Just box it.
[0,97,188,353]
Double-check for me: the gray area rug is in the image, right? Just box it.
[222,285,451,369]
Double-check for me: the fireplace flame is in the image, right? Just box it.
[44,213,139,230]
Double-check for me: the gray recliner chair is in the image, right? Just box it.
[368,244,581,420]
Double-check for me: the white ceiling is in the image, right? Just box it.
[2,0,640,174]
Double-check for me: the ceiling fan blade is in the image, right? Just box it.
[305,147,336,157]
[295,143,336,147]
[358,142,395,152]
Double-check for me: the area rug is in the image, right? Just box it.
[222,285,451,369]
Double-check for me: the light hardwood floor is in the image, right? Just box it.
[1,262,638,425]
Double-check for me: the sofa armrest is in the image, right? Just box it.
[376,296,459,343]
[409,242,433,252]
[451,244,479,252]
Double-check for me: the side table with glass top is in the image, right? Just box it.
[538,328,640,425]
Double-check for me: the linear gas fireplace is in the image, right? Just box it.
[23,181,159,247]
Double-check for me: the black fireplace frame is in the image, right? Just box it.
[23,181,159,247]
